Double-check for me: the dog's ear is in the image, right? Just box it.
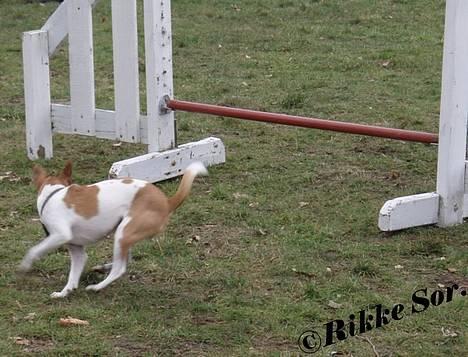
[60,160,73,185]
[32,165,47,191]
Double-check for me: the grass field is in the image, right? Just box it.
[0,0,467,355]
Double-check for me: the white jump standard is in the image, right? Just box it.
[24,0,468,232]
[379,0,468,231]
[23,0,225,183]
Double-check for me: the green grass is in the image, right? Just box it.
[1,0,467,355]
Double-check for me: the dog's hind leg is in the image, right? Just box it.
[85,212,167,292]
[85,218,131,292]
[50,244,87,298]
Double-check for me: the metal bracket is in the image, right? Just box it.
[159,95,172,115]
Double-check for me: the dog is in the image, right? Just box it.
[20,161,208,298]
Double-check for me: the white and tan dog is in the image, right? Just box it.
[20,161,207,298]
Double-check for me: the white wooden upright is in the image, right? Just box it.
[379,0,468,231]
[112,0,141,142]
[144,0,176,152]
[436,0,468,227]
[23,30,52,160]
[67,0,96,136]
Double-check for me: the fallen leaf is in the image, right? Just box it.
[447,267,457,273]
[0,171,21,182]
[380,60,392,68]
[328,300,343,309]
[292,268,315,278]
[23,313,36,321]
[441,327,458,337]
[59,317,89,327]
[386,171,400,180]
[185,235,201,245]
[12,337,31,346]
[233,192,249,199]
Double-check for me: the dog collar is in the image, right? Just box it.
[39,186,65,217]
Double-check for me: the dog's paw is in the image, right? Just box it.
[50,291,69,299]
[18,260,33,273]
[85,284,100,292]
[91,263,112,274]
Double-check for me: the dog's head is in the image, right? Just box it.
[32,161,73,192]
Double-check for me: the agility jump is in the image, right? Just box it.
[23,0,468,231]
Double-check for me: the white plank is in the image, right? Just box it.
[378,193,440,231]
[112,0,140,142]
[41,1,67,56]
[42,0,102,56]
[23,30,53,160]
[436,0,468,226]
[144,0,176,152]
[51,103,148,143]
[109,137,226,182]
[67,0,96,136]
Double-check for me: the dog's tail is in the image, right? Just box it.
[168,162,208,212]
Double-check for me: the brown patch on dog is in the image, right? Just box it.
[119,184,170,259]
[121,178,134,184]
[63,185,100,219]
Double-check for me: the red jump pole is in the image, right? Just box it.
[165,99,438,144]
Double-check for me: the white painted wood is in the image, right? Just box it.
[109,137,226,182]
[51,103,149,143]
[67,0,96,136]
[112,0,140,142]
[378,193,440,231]
[23,30,53,160]
[379,191,468,231]
[144,0,176,152]
[436,0,468,227]
[41,1,67,56]
[465,160,468,194]
[42,0,101,56]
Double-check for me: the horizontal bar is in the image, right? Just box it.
[166,99,438,144]
[51,104,149,144]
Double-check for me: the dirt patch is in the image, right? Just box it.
[12,336,54,353]
[435,272,468,289]
[113,338,153,356]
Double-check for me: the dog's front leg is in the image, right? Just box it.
[19,230,71,272]
[50,244,87,298]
